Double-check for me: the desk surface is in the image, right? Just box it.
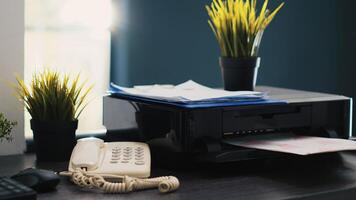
[2,153,356,200]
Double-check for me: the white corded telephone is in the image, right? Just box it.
[60,137,179,193]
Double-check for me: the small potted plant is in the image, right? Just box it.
[206,0,284,91]
[0,113,17,142]
[15,70,92,161]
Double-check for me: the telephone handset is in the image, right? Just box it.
[60,137,179,193]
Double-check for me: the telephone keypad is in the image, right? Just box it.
[111,147,123,163]
[134,147,145,164]
[111,146,142,164]
[135,161,145,165]
[104,143,150,177]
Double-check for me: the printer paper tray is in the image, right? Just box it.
[223,133,356,155]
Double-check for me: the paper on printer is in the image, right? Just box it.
[224,133,356,155]
[110,80,265,102]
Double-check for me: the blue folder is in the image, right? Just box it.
[108,84,287,109]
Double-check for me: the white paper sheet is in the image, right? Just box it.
[224,134,356,155]
[112,80,264,102]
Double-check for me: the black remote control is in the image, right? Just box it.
[0,177,36,200]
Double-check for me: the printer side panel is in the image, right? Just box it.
[310,99,352,139]
[349,98,353,139]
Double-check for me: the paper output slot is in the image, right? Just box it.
[223,133,356,155]
[223,105,312,133]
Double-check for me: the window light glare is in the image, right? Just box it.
[58,0,111,30]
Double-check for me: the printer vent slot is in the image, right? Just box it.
[224,128,277,138]
[261,114,274,119]
[223,105,312,133]
[232,107,301,118]
[225,129,275,135]
[223,127,311,138]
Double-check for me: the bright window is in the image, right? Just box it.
[25,0,111,137]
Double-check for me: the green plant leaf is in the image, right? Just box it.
[14,69,93,121]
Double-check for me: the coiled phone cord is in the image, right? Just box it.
[66,169,180,193]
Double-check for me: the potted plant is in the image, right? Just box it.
[15,70,92,161]
[0,113,17,142]
[206,0,284,91]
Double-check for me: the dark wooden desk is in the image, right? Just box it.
[2,153,356,200]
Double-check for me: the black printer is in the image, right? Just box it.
[103,86,353,163]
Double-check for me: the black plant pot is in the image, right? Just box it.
[219,57,261,91]
[30,119,78,162]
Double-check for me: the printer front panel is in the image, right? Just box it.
[181,98,352,162]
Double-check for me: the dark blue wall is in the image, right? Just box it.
[111,0,356,94]
[111,0,221,87]
[259,0,356,95]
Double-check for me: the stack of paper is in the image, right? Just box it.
[109,80,265,103]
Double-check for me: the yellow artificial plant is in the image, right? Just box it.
[15,70,93,121]
[206,0,284,58]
